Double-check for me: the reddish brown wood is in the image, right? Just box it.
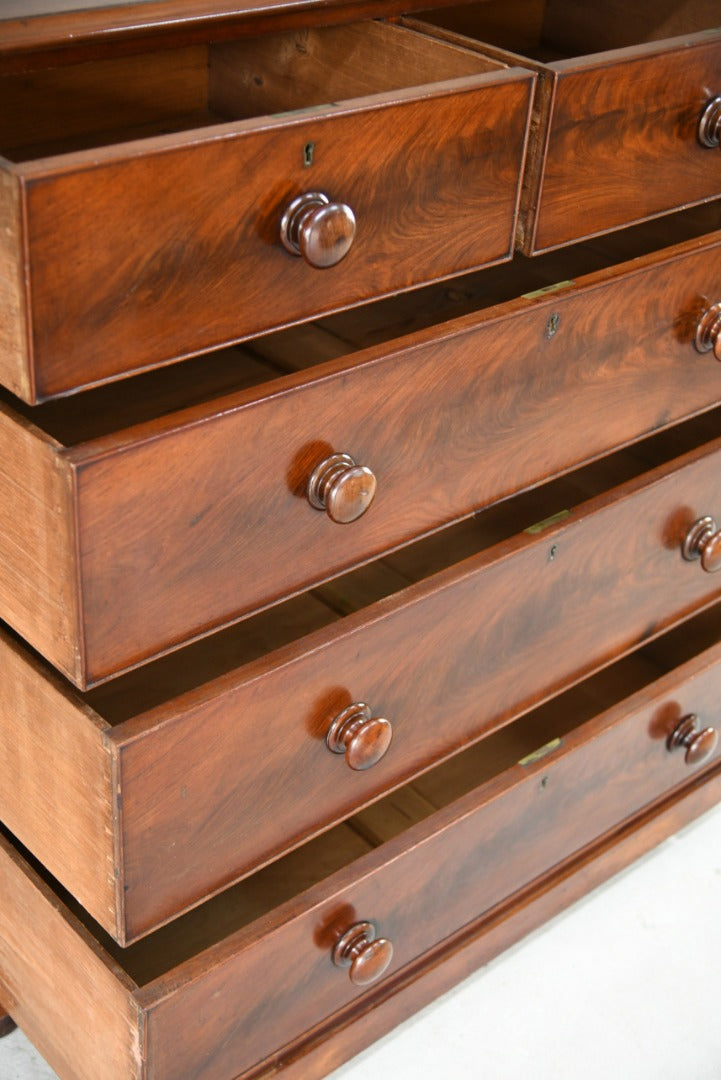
[668,714,719,765]
[326,703,393,771]
[1,671,720,1079]
[65,229,721,685]
[412,14,721,253]
[247,765,721,1080]
[331,922,394,986]
[0,25,532,402]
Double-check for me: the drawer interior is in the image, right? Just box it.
[0,21,498,162]
[414,0,720,62]
[6,201,719,444]
[9,598,721,987]
[71,403,721,726]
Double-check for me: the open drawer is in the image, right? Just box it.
[1,609,721,1079]
[3,206,721,689]
[0,20,533,402]
[5,410,721,944]
[410,0,721,252]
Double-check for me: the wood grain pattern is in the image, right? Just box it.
[10,51,531,401]
[0,632,117,937]
[246,764,721,1080]
[534,32,721,251]
[412,12,721,252]
[134,649,721,1078]
[109,434,721,939]
[0,834,141,1080]
[1,656,720,1078]
[68,228,721,685]
[0,46,208,154]
[0,404,81,685]
[0,164,30,400]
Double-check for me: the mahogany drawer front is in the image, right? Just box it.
[6,224,721,689]
[0,22,533,403]
[410,6,721,252]
[5,422,721,944]
[1,634,721,1080]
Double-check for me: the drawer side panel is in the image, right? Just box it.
[0,834,140,1080]
[0,165,30,399]
[0,628,116,937]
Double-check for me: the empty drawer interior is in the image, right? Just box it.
[414,0,720,61]
[0,22,499,161]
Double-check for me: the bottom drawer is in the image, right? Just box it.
[2,611,721,1080]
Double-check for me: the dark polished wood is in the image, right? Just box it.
[331,922,394,986]
[2,224,721,688]
[0,664,719,1078]
[411,8,721,252]
[326,703,393,771]
[0,23,532,402]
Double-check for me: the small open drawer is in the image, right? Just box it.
[3,205,721,690]
[410,0,721,252]
[1,608,721,1079]
[0,20,533,402]
[4,410,721,945]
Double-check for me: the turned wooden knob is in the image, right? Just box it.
[695,301,721,361]
[307,452,376,524]
[332,921,393,986]
[699,95,721,149]
[682,516,721,572]
[280,192,356,268]
[668,714,718,766]
[326,702,392,770]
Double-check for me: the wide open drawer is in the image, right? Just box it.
[3,208,721,689]
[0,20,533,402]
[1,616,721,1079]
[4,412,721,943]
[411,0,721,252]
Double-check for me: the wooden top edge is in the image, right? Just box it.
[0,0,463,58]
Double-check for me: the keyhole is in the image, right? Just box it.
[304,142,315,168]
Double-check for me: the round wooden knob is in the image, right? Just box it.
[280,192,356,268]
[668,714,718,766]
[695,301,721,361]
[307,452,376,524]
[326,702,392,770]
[332,921,393,986]
[682,516,721,573]
[698,95,721,149]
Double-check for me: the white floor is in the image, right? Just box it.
[2,801,721,1080]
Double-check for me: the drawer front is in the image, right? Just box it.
[141,653,721,1080]
[534,33,721,250]
[71,231,721,685]
[113,435,721,939]
[15,71,531,401]
[3,640,720,1080]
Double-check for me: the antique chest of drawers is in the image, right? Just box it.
[0,1,720,1077]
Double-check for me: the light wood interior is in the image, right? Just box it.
[8,597,720,987]
[416,0,719,62]
[5,200,719,446]
[45,400,717,727]
[0,21,497,162]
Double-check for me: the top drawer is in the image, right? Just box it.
[0,21,533,402]
[412,0,721,252]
